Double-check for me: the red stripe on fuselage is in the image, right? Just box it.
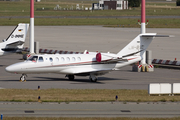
[127,57,138,61]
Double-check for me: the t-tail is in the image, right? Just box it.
[0,23,29,56]
[117,33,157,59]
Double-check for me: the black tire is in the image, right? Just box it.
[68,75,74,80]
[20,76,26,82]
[90,78,97,82]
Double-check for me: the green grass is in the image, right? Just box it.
[0,1,180,27]
[0,1,180,17]
[0,89,180,102]
[1,18,180,28]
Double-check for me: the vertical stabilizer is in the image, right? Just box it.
[117,34,141,57]
[117,33,156,59]
[0,23,29,56]
[140,33,156,58]
[5,23,29,48]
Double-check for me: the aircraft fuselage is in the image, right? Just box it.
[6,53,141,75]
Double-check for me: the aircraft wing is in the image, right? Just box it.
[121,50,143,58]
[100,58,128,63]
[75,70,110,77]
[141,34,171,37]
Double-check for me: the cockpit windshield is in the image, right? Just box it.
[27,56,38,62]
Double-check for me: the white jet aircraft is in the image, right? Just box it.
[0,23,29,56]
[6,33,157,82]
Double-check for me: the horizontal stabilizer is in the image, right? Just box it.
[1,48,21,52]
[141,35,172,37]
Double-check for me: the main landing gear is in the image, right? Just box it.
[89,73,97,82]
[66,75,75,80]
[20,74,27,82]
[65,74,98,82]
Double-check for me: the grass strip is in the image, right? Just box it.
[0,1,180,16]
[0,89,180,102]
[0,18,180,28]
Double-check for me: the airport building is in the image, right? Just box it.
[92,0,128,10]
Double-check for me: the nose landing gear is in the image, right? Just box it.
[20,74,27,82]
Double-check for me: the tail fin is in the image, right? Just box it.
[117,33,157,58]
[4,23,29,50]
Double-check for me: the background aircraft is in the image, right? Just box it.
[6,33,156,82]
[0,23,29,56]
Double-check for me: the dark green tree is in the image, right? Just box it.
[177,0,180,6]
[128,0,141,7]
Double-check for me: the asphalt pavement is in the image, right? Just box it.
[1,102,180,118]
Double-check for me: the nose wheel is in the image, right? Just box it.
[20,74,27,82]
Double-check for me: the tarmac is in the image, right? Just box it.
[1,26,180,60]
[0,26,180,90]
[0,26,180,118]
[1,54,180,90]
[0,102,180,118]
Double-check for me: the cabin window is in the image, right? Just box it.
[72,57,76,62]
[38,56,44,62]
[77,57,81,61]
[55,57,59,62]
[66,57,70,62]
[28,56,38,62]
[49,57,53,62]
[61,57,65,62]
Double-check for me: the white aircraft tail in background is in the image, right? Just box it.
[6,32,158,82]
[0,23,29,56]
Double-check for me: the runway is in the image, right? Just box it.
[1,102,180,118]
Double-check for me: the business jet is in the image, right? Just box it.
[0,23,29,56]
[6,33,157,82]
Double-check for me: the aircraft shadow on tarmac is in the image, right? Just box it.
[32,76,127,84]
[0,76,129,83]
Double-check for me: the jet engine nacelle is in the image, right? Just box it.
[96,52,101,62]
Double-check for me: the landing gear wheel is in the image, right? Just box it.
[89,74,97,82]
[20,74,27,82]
[90,78,97,82]
[66,75,75,80]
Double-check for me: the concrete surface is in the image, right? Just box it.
[0,102,180,118]
[1,54,180,90]
[0,26,179,60]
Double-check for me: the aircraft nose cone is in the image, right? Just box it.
[5,63,21,73]
[5,62,25,73]
[5,66,14,73]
